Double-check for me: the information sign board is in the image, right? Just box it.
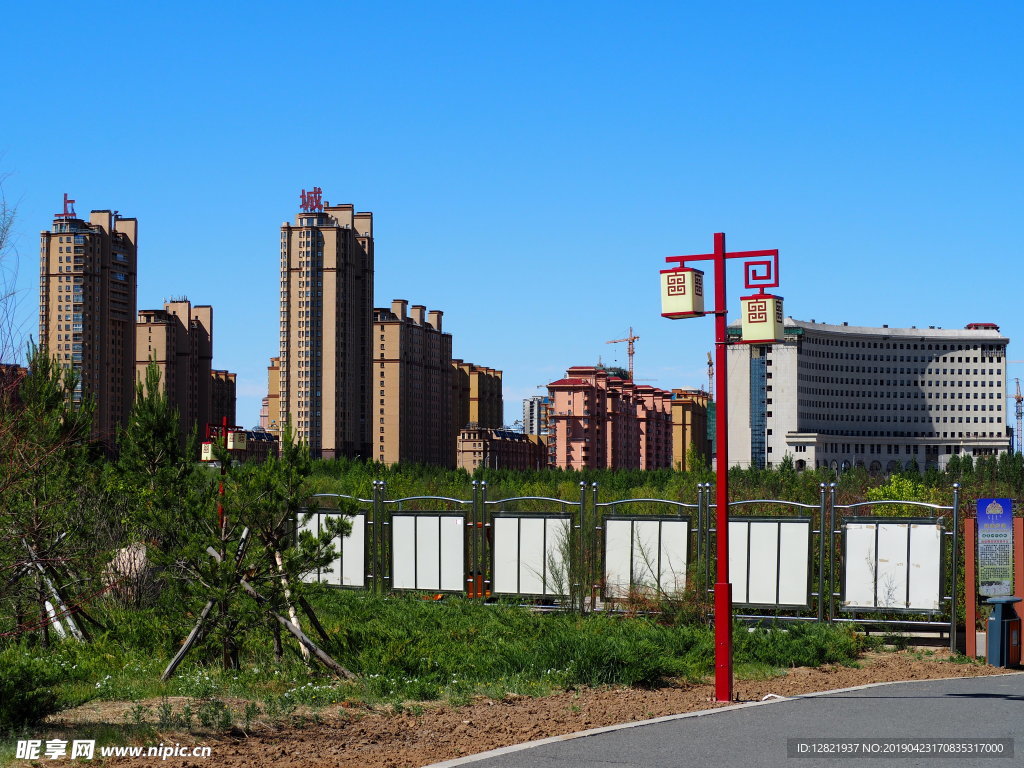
[977,498,1013,597]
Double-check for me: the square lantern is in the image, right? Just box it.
[740,293,784,343]
[660,267,705,319]
[227,431,247,451]
[200,442,215,462]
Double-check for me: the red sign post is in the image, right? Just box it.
[661,233,782,702]
[55,193,77,219]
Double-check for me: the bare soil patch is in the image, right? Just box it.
[35,651,1012,768]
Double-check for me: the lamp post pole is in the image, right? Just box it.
[711,233,732,703]
[661,232,783,702]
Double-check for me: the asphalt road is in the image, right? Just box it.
[431,673,1024,768]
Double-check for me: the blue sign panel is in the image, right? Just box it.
[977,498,1014,597]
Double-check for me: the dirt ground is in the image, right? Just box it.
[34,651,1013,768]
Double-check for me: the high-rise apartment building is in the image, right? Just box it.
[522,394,551,437]
[670,388,711,471]
[136,299,236,438]
[278,193,373,459]
[39,198,137,443]
[451,360,503,432]
[136,300,211,435]
[727,318,1010,471]
[262,356,281,436]
[546,366,673,470]
[634,384,673,470]
[373,300,454,466]
[0,364,27,408]
[211,370,236,427]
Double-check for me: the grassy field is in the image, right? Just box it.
[2,588,870,734]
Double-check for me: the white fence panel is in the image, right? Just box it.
[298,511,366,587]
[778,522,809,606]
[729,519,810,607]
[908,524,942,610]
[492,515,570,596]
[391,514,465,592]
[604,518,689,599]
[842,520,943,612]
[391,516,416,589]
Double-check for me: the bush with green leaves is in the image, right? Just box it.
[0,647,63,727]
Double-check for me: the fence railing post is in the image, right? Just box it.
[379,481,390,595]
[828,482,837,622]
[480,481,490,596]
[696,483,704,564]
[818,482,826,623]
[577,481,586,614]
[703,482,712,594]
[468,480,479,597]
[374,481,381,595]
[590,482,599,611]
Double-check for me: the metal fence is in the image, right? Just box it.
[297,481,963,645]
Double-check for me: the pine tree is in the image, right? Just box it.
[0,344,100,641]
[114,361,199,550]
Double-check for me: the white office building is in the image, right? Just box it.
[727,318,1010,472]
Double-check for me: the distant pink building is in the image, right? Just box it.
[546,366,673,470]
[633,384,674,470]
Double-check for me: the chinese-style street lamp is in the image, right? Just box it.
[660,232,783,702]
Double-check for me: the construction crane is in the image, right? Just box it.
[707,352,714,396]
[1016,379,1023,454]
[1005,362,1024,453]
[606,327,639,381]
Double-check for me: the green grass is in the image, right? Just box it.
[0,588,872,733]
[0,592,894,766]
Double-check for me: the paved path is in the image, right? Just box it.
[431,673,1024,768]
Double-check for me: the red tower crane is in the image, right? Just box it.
[606,327,640,381]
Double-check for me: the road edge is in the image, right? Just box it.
[422,669,1024,768]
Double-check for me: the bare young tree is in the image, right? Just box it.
[0,178,21,365]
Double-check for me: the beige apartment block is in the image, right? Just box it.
[457,426,545,471]
[373,300,454,467]
[136,299,217,438]
[39,204,137,444]
[670,388,711,471]
[279,201,374,459]
[263,356,281,436]
[211,369,236,428]
[451,360,503,433]
[0,364,27,408]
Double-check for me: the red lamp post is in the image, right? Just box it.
[661,232,783,702]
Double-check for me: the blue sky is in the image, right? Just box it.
[2,2,1022,427]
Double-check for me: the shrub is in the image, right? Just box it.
[0,647,63,727]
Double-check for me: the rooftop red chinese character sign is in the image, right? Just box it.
[300,187,324,213]
[55,193,77,219]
